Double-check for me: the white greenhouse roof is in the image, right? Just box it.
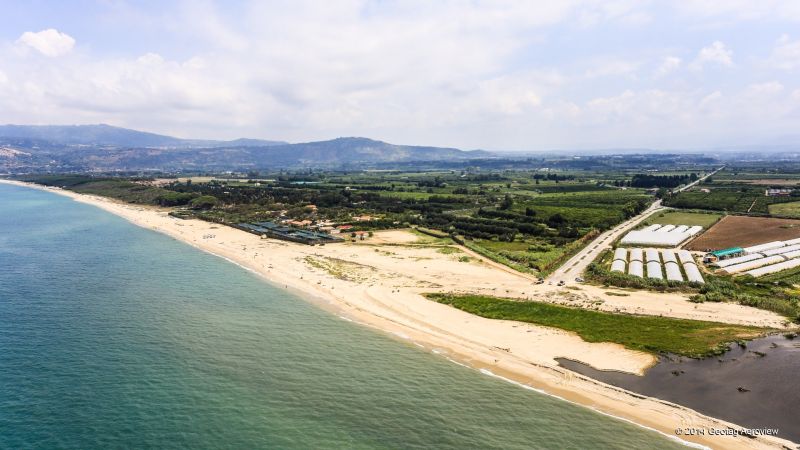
[721,255,785,274]
[743,241,785,254]
[714,253,764,268]
[761,244,800,257]
[619,223,703,247]
[683,263,705,283]
[628,260,643,277]
[664,262,683,281]
[646,261,663,279]
[746,258,800,277]
[661,249,678,264]
[677,250,695,265]
[645,248,661,262]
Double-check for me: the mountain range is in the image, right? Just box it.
[0,124,286,148]
[0,124,491,172]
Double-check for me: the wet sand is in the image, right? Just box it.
[559,334,800,442]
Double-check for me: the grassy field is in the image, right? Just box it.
[642,210,722,228]
[768,201,800,218]
[426,293,771,357]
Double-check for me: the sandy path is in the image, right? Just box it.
[2,180,794,450]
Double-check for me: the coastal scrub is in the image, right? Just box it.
[426,293,772,358]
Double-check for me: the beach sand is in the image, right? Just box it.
[3,179,794,450]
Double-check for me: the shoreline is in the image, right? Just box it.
[3,179,795,450]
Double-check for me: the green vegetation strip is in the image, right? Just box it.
[425,293,771,358]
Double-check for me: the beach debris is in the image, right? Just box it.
[737,386,750,392]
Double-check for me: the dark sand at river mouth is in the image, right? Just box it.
[559,334,800,442]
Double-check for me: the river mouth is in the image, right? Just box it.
[558,334,800,443]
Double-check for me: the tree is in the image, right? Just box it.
[190,195,218,210]
[499,193,514,210]
[547,213,566,228]
[156,191,196,206]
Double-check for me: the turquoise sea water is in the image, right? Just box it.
[0,183,688,449]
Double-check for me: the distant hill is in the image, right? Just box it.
[0,124,286,148]
[0,125,492,172]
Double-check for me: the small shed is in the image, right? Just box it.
[703,247,743,264]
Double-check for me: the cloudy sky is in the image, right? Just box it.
[1,1,800,150]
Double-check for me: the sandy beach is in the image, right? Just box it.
[3,179,795,450]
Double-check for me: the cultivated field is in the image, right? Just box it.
[769,201,800,218]
[686,215,800,250]
[641,210,722,228]
[738,179,800,186]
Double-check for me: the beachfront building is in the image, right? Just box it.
[238,221,344,245]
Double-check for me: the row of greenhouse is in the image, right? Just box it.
[708,237,800,277]
[611,247,704,283]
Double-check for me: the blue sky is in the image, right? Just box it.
[1,1,799,151]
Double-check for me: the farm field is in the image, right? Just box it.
[768,201,800,218]
[662,166,800,214]
[739,179,800,186]
[686,215,800,251]
[663,185,799,214]
[641,210,722,228]
[470,234,594,275]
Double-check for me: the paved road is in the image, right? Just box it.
[547,166,724,284]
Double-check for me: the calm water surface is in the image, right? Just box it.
[0,183,688,449]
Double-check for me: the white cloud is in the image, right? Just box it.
[689,41,733,71]
[699,90,723,108]
[654,56,681,77]
[673,1,800,23]
[769,34,800,70]
[1,2,800,150]
[16,29,75,57]
[584,59,641,78]
[745,81,784,96]
[572,0,653,27]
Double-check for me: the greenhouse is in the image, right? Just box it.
[628,260,644,277]
[646,261,663,279]
[619,223,704,247]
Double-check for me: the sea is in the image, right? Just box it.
[0,183,689,449]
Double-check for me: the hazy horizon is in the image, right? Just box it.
[4,122,800,154]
